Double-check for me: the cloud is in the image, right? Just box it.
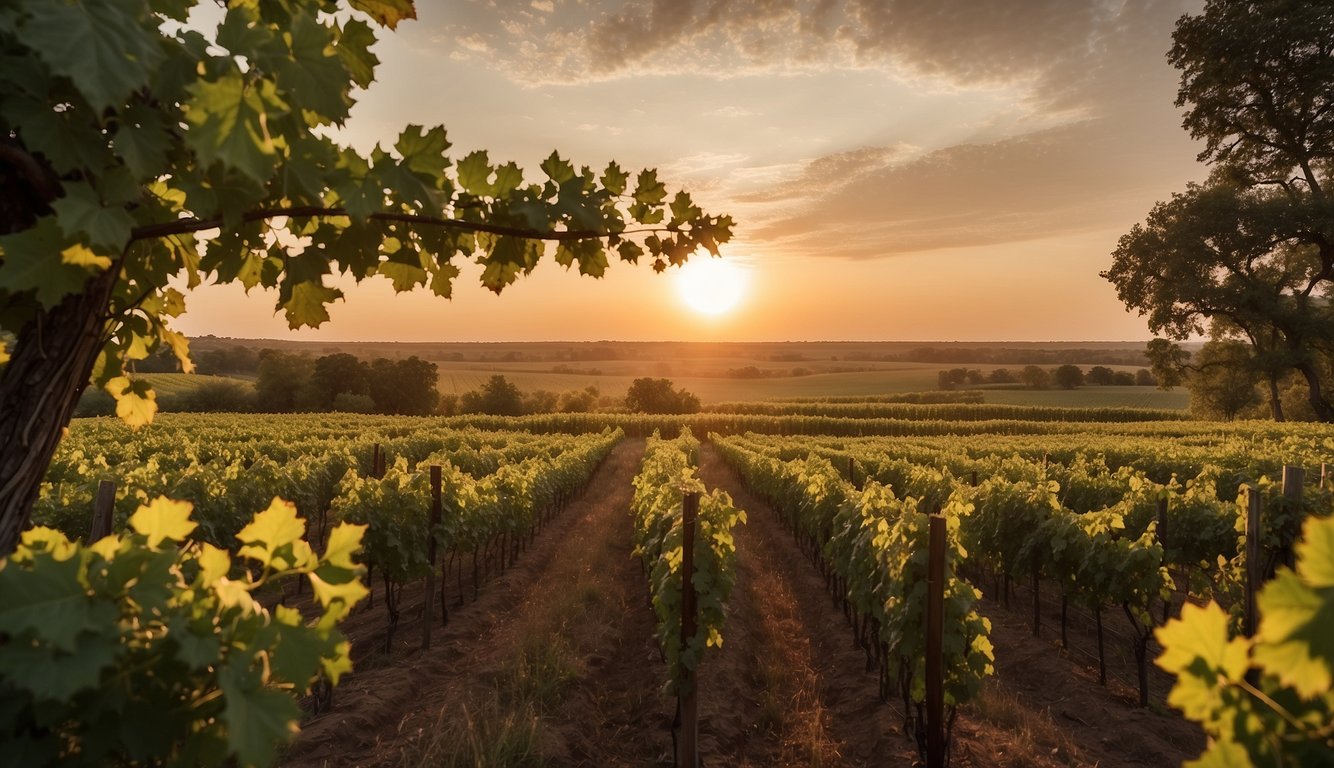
[425,0,1204,258]
[750,112,1200,259]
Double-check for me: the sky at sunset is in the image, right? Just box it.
[177,0,1208,343]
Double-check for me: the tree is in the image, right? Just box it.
[1144,338,1190,390]
[367,356,438,415]
[1086,366,1115,386]
[1103,0,1334,422]
[311,353,369,408]
[558,386,599,413]
[0,0,732,553]
[1019,365,1050,390]
[1187,340,1263,420]
[625,377,700,414]
[254,351,315,412]
[1134,369,1155,386]
[459,374,524,416]
[1053,365,1084,390]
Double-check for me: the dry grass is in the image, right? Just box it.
[748,561,843,766]
[963,683,1085,767]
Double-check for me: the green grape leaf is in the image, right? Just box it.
[51,181,136,252]
[128,497,197,548]
[541,151,576,184]
[106,375,158,426]
[281,280,342,329]
[493,162,523,195]
[1298,513,1334,588]
[22,0,163,111]
[1253,569,1333,698]
[1155,602,1250,720]
[348,0,417,29]
[601,161,628,195]
[394,124,449,182]
[1184,737,1252,768]
[184,72,284,184]
[633,169,667,206]
[456,150,494,195]
[377,260,427,292]
[337,18,380,89]
[0,218,97,308]
[219,663,300,768]
[272,12,351,123]
[0,553,108,653]
[0,630,117,701]
[236,498,307,568]
[429,260,461,297]
[114,103,174,178]
[321,639,354,685]
[267,617,325,686]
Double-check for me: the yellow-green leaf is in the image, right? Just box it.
[236,498,306,566]
[128,497,197,548]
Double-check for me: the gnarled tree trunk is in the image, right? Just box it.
[1294,358,1334,423]
[0,268,117,554]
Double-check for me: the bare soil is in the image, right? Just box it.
[281,438,1205,767]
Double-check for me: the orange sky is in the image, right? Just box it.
[176,0,1207,343]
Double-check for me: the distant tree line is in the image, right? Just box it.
[436,376,604,416]
[874,347,1150,366]
[937,366,1156,391]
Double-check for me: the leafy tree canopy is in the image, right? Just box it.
[624,377,700,414]
[0,0,732,553]
[0,0,732,424]
[1103,0,1334,421]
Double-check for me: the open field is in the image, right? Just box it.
[170,338,1190,409]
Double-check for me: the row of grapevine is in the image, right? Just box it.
[330,428,623,647]
[37,418,619,550]
[722,431,1331,710]
[703,400,1189,422]
[712,435,993,765]
[629,429,745,765]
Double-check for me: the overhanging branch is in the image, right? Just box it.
[128,205,681,244]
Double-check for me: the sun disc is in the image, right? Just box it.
[676,259,747,316]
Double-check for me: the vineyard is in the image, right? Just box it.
[3,408,1331,766]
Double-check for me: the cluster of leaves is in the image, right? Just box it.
[0,0,732,423]
[630,429,745,695]
[1156,513,1334,765]
[0,497,367,767]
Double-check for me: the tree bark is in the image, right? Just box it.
[0,268,117,554]
[1267,375,1285,422]
[1294,358,1334,422]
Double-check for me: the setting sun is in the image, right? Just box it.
[675,258,749,316]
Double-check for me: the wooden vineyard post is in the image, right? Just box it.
[422,465,442,650]
[679,492,700,768]
[1321,463,1328,490]
[926,511,946,768]
[847,456,856,486]
[1244,487,1261,637]
[1158,495,1170,622]
[1281,465,1304,570]
[88,480,116,542]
